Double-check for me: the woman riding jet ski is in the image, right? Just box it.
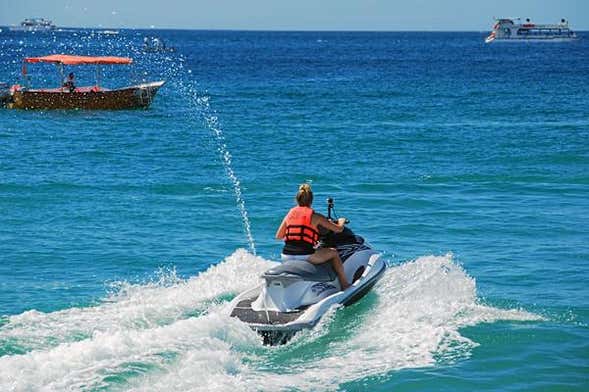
[276,184,351,290]
[229,184,387,345]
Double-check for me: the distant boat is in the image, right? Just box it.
[9,18,57,32]
[3,54,165,110]
[486,17,577,43]
[98,30,120,35]
[143,36,175,53]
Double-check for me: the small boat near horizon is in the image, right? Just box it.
[9,18,57,32]
[143,36,175,53]
[98,30,120,35]
[1,54,164,110]
[485,17,577,43]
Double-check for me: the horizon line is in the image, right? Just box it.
[2,25,588,33]
[0,25,502,33]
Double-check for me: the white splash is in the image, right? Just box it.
[0,252,542,391]
[0,250,271,353]
[194,93,256,255]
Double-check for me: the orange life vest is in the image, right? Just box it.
[284,206,319,246]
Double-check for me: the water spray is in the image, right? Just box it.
[193,93,256,255]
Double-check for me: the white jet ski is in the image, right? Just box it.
[229,198,387,345]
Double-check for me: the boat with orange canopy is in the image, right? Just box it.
[4,54,165,110]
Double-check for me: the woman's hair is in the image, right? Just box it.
[296,183,313,207]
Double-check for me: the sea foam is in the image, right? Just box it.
[0,251,541,391]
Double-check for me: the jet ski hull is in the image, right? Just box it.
[229,252,386,345]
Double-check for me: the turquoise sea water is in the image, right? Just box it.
[0,30,588,390]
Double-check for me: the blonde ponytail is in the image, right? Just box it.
[296,183,313,207]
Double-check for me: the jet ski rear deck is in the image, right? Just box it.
[231,297,309,326]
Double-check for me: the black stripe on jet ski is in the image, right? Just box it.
[342,262,386,306]
[338,243,371,262]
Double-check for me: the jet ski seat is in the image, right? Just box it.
[263,260,336,282]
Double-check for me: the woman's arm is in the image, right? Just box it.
[275,216,288,240]
[313,213,346,233]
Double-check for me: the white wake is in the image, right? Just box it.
[0,251,541,391]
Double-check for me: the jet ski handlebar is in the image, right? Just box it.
[319,197,356,246]
[326,197,350,224]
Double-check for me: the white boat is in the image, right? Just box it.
[9,18,57,32]
[485,18,577,43]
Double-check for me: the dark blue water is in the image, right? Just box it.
[0,29,588,390]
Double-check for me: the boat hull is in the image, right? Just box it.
[8,81,164,110]
[487,37,578,43]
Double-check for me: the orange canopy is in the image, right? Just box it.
[24,54,133,65]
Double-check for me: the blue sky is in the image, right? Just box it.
[1,0,587,30]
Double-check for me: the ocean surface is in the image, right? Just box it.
[0,29,588,391]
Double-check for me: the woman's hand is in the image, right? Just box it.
[314,213,344,233]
